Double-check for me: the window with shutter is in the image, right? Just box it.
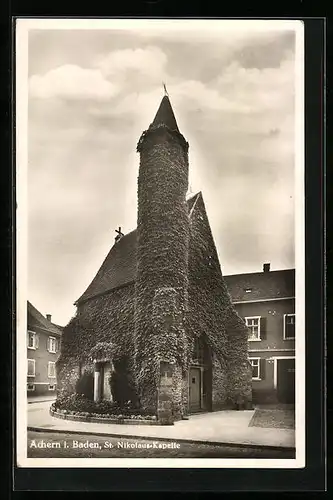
[27,359,35,377]
[48,336,56,353]
[48,361,56,378]
[284,314,295,340]
[245,317,261,341]
[249,358,261,380]
[27,331,36,349]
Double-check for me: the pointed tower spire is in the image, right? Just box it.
[150,91,179,132]
[137,88,188,154]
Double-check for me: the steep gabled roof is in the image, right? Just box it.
[223,269,295,302]
[27,301,63,335]
[76,229,138,304]
[76,193,201,304]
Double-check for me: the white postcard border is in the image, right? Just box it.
[15,18,305,469]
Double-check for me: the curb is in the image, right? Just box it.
[27,426,296,452]
[28,400,55,404]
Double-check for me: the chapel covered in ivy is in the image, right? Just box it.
[57,93,252,424]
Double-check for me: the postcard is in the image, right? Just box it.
[16,18,305,469]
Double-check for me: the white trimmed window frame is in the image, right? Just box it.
[283,313,295,340]
[48,384,56,391]
[27,359,35,377]
[48,361,56,378]
[27,330,36,350]
[48,336,57,353]
[27,383,35,391]
[249,357,261,380]
[245,316,261,341]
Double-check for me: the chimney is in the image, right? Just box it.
[263,263,270,273]
[46,314,52,322]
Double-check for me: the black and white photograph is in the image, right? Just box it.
[16,18,305,468]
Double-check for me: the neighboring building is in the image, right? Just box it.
[57,94,252,423]
[27,301,63,396]
[224,264,295,404]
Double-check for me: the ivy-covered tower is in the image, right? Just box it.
[134,95,190,418]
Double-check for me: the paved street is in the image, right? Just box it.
[28,401,295,449]
[28,431,295,458]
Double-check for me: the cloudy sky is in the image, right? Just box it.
[24,20,301,326]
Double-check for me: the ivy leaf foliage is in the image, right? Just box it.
[57,314,95,366]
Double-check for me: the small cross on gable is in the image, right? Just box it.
[115,226,124,243]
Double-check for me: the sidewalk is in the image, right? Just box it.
[28,402,295,450]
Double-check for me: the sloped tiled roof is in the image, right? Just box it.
[27,301,63,336]
[52,323,64,331]
[76,229,138,304]
[76,193,201,304]
[223,269,295,302]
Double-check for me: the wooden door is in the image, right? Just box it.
[277,358,295,404]
[189,367,201,411]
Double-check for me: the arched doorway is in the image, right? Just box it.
[188,335,212,413]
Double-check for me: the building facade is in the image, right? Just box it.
[224,265,295,404]
[27,301,63,396]
[57,94,252,423]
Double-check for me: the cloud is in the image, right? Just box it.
[95,46,168,85]
[170,80,254,114]
[215,53,295,113]
[29,64,119,100]
[29,45,169,104]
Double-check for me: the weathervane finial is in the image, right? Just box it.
[163,82,169,97]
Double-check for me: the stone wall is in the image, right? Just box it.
[157,361,174,425]
[171,363,184,420]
